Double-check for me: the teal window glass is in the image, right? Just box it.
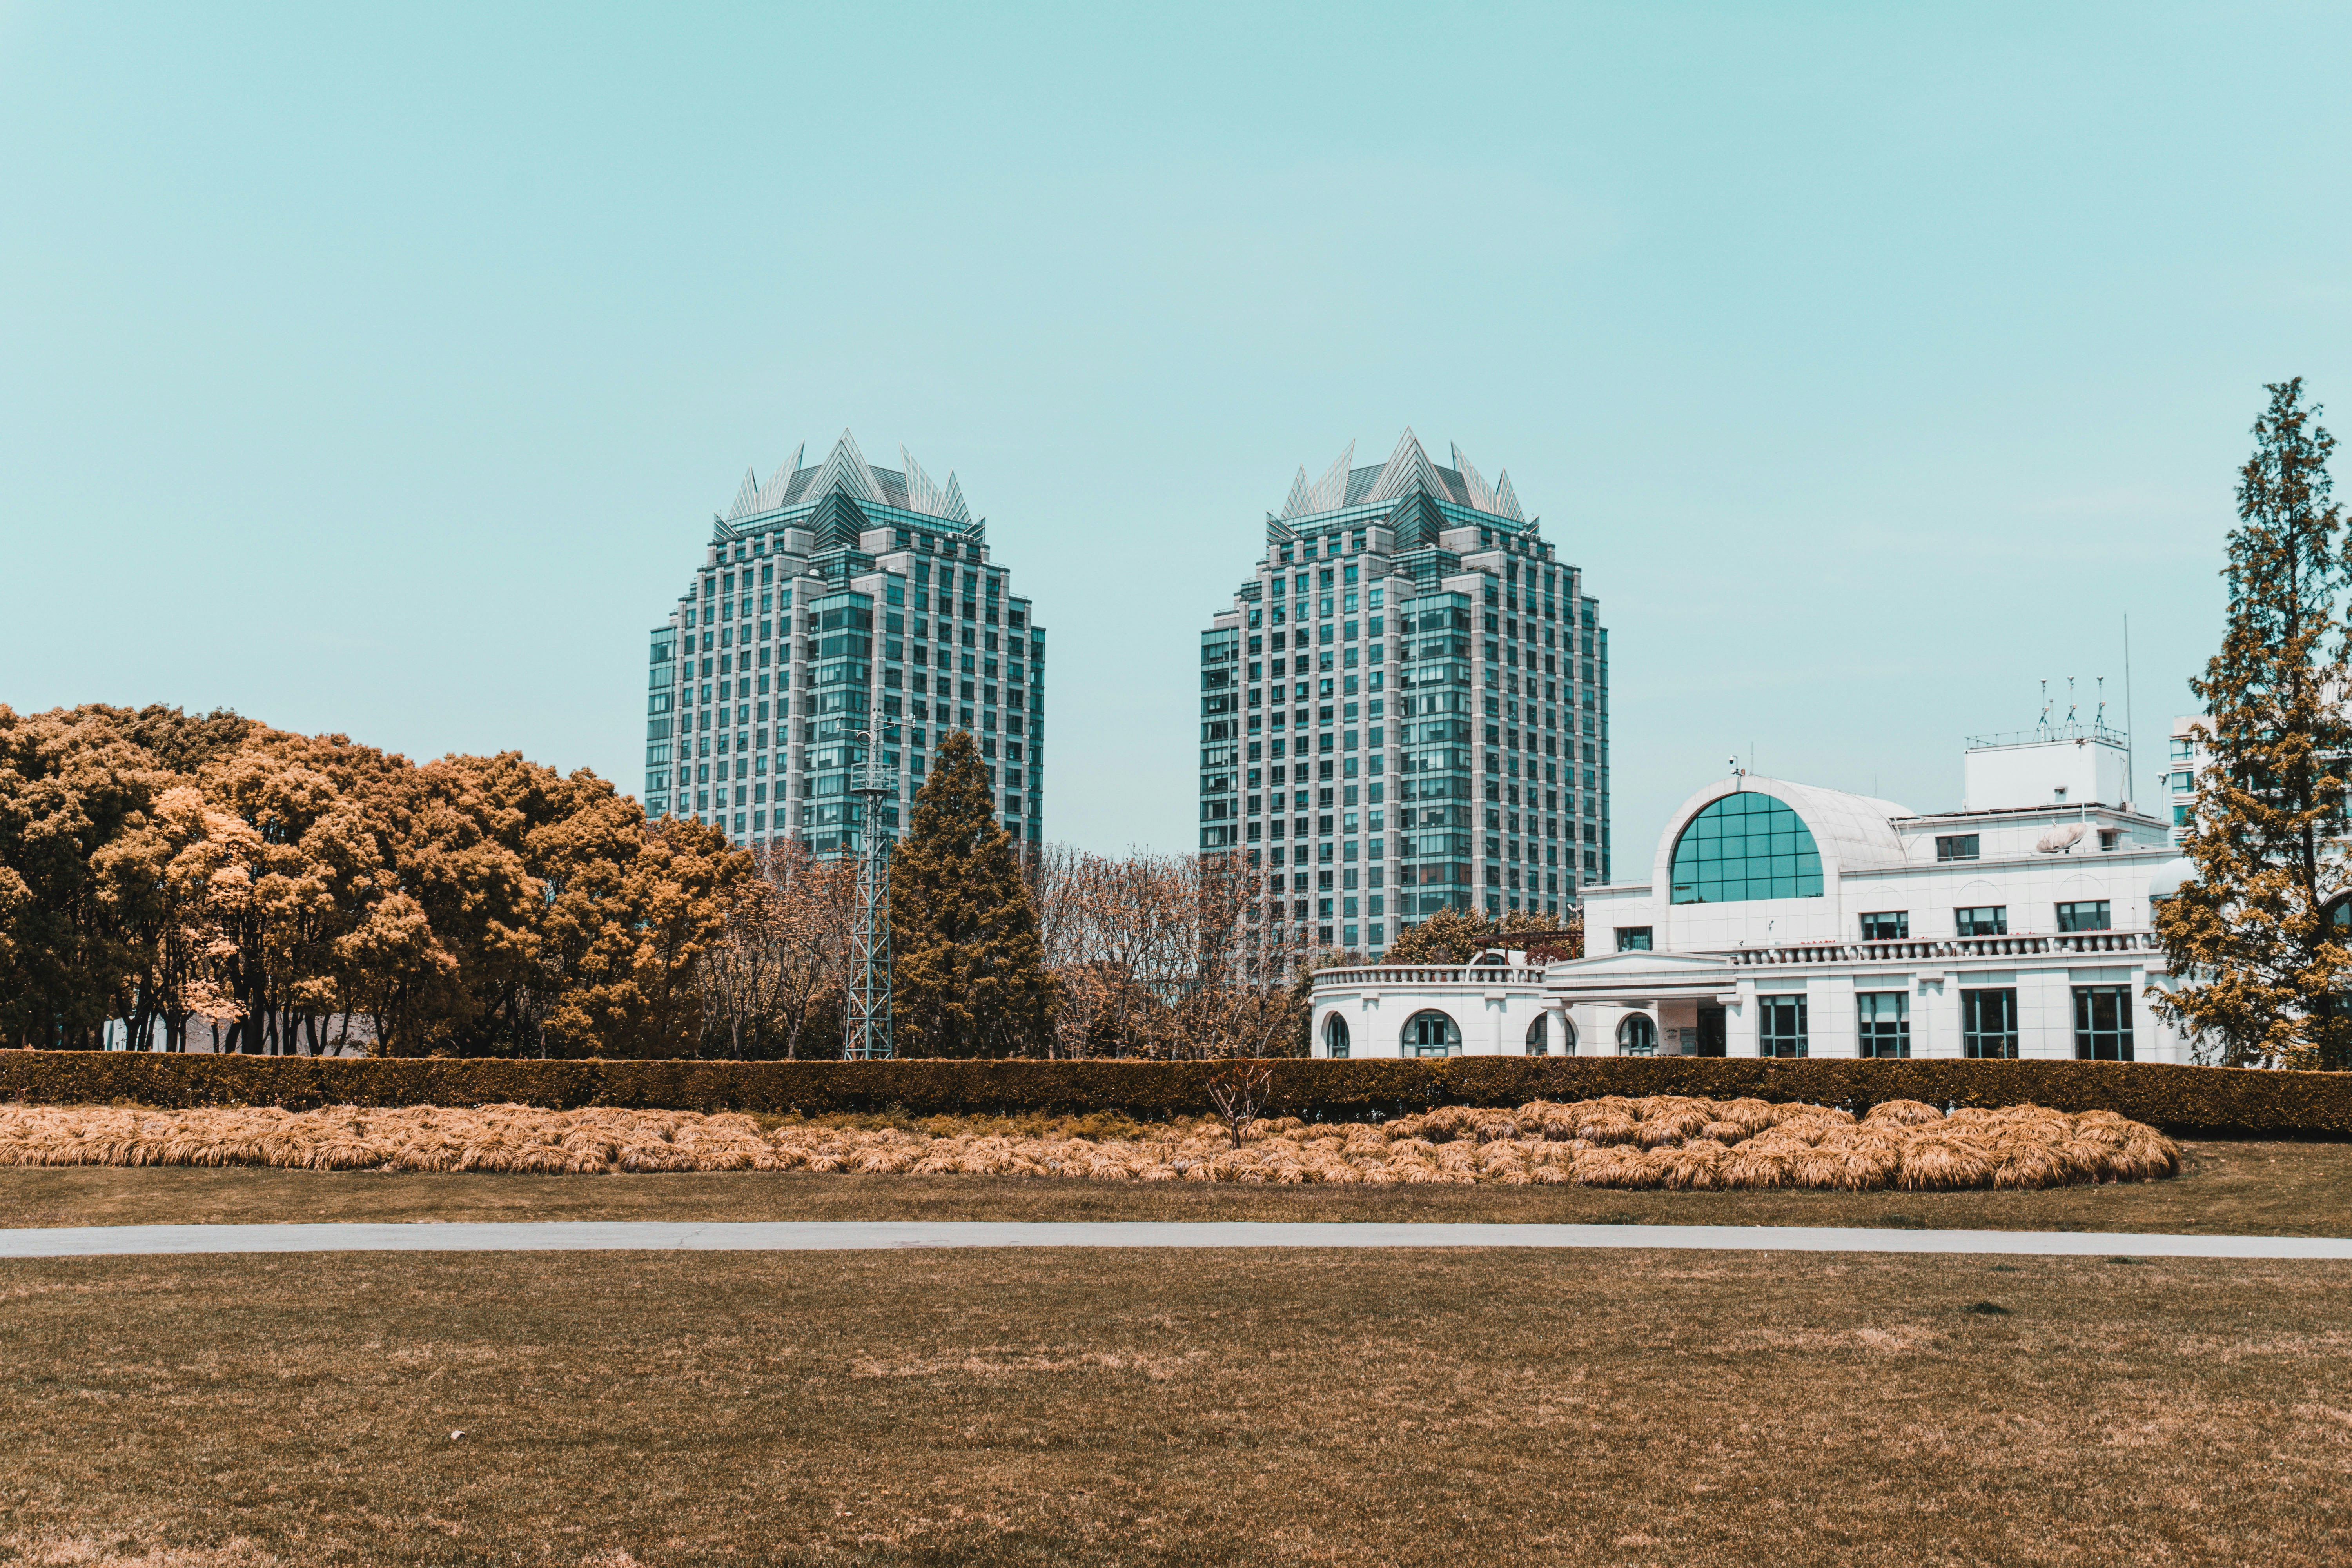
[1322,1013,1350,1059]
[1758,995,1808,1057]
[1857,992,1910,1058]
[1962,989,2018,1058]
[1955,906,2007,937]
[2056,900,2111,933]
[1402,1010,1460,1057]
[1669,792,1823,904]
[2073,986,2134,1061]
[1616,1014,1657,1055]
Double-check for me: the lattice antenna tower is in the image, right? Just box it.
[845,726,895,1060]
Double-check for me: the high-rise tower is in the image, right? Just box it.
[1198,430,1608,960]
[644,431,1045,854]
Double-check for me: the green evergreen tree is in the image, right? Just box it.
[2155,379,2352,1069]
[889,728,1053,1056]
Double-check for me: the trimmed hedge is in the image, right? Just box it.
[2,1053,2350,1135]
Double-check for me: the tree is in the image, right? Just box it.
[2155,379,2352,1069]
[1380,905,1567,967]
[890,729,1053,1056]
[691,840,857,1059]
[1030,844,1301,1058]
[0,706,183,1049]
[0,702,755,1058]
[543,814,744,1060]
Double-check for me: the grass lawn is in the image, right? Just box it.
[3,1246,2349,1566]
[2,1135,2347,1235]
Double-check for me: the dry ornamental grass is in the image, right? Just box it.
[0,1096,2180,1191]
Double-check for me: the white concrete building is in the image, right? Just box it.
[1311,731,2200,1064]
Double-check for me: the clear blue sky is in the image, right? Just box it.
[5,3,2349,866]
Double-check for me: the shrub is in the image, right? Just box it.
[2,1053,2350,1134]
[0,1097,2181,1191]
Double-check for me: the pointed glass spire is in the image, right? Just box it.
[1492,471,1524,522]
[802,429,882,505]
[726,468,762,520]
[756,444,804,511]
[1309,442,1353,511]
[1450,445,1497,512]
[902,446,952,518]
[1366,428,1440,505]
[1280,466,1314,519]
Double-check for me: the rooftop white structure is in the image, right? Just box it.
[1311,734,2198,1064]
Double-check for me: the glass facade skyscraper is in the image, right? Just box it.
[1198,430,1608,958]
[644,430,1044,853]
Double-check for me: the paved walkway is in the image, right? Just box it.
[2,1220,2349,1260]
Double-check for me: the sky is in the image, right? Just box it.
[4,2,2350,868]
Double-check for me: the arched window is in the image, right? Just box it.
[1322,1012,1351,1060]
[1617,1013,1658,1056]
[1669,791,1823,905]
[1402,1010,1461,1058]
[1525,1014,1549,1055]
[1561,1014,1579,1054]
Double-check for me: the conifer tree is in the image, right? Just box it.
[889,728,1053,1056]
[2155,379,2352,1069]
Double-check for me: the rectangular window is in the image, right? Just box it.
[1615,926,1653,952]
[1962,988,2019,1059]
[1856,992,1910,1058]
[1859,911,1908,941]
[1935,834,1980,862]
[2056,900,2111,933]
[1955,906,2007,937]
[1758,995,1808,1058]
[2073,985,2134,1061]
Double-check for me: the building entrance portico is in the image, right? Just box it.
[1543,949,1742,1058]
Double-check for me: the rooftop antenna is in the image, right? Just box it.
[2123,613,2136,813]
[2066,675,2078,732]
[2037,679,2053,738]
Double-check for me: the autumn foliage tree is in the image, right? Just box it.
[2156,379,2352,1069]
[1381,905,1563,966]
[0,703,748,1056]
